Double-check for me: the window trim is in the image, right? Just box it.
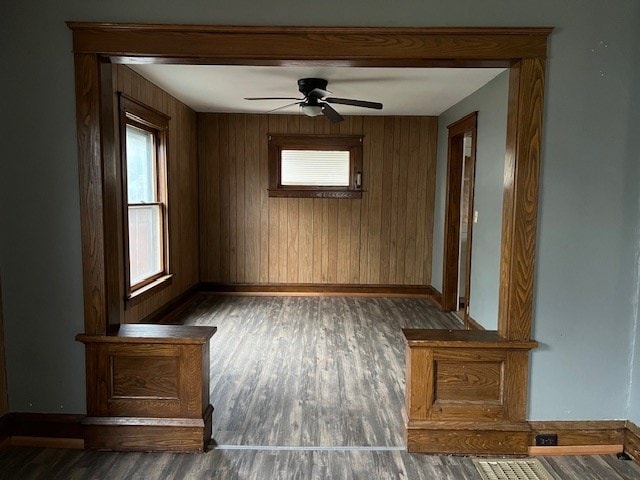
[118,94,171,301]
[268,134,363,198]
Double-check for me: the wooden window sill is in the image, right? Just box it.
[268,189,363,199]
[125,274,173,309]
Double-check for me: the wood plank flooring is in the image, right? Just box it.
[1,296,639,478]
[1,446,639,479]
[171,295,461,447]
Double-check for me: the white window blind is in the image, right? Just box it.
[128,204,163,285]
[281,150,350,187]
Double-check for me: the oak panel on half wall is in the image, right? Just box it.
[199,113,438,285]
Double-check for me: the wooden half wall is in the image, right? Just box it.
[113,66,200,323]
[198,114,438,286]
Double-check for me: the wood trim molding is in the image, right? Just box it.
[526,420,634,458]
[625,421,640,462]
[466,316,484,330]
[69,22,549,342]
[498,58,546,341]
[201,283,435,298]
[441,112,477,313]
[0,412,10,448]
[1,413,85,449]
[138,285,200,324]
[69,23,550,455]
[529,420,626,446]
[67,24,552,65]
[267,134,363,199]
[428,287,443,309]
[528,445,623,456]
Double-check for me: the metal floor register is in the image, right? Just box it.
[473,458,557,480]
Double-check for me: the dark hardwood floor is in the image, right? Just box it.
[1,296,639,478]
[1,446,639,479]
[173,295,461,447]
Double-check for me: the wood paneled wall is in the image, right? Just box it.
[199,114,438,286]
[113,66,199,322]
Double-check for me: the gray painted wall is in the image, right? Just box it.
[432,72,508,331]
[1,0,639,420]
[624,12,640,427]
[630,304,640,423]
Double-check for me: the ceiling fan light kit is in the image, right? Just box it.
[301,104,323,117]
[245,77,383,123]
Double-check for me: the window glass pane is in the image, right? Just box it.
[128,205,162,285]
[281,150,350,187]
[126,125,156,203]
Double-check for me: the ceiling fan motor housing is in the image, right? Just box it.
[298,78,328,96]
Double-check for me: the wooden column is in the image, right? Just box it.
[77,324,216,452]
[498,58,546,341]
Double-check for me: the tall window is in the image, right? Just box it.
[268,135,363,198]
[119,95,170,298]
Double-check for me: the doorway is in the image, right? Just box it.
[441,112,477,328]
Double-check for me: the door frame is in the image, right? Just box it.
[441,112,477,324]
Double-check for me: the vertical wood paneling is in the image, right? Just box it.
[424,117,438,283]
[114,66,199,324]
[245,115,260,283]
[235,114,246,283]
[258,116,270,283]
[404,118,420,283]
[199,113,437,286]
[389,117,402,283]
[219,116,231,282]
[396,117,411,283]
[367,117,387,284]
[228,115,238,282]
[349,117,363,284]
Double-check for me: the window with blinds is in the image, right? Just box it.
[268,135,363,198]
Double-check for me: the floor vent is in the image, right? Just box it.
[473,458,556,480]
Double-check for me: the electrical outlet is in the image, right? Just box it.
[535,434,558,446]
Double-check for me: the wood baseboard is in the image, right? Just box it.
[200,283,435,298]
[625,421,640,462]
[407,422,531,455]
[467,315,484,330]
[83,405,213,452]
[528,444,623,456]
[137,284,200,324]
[529,420,626,447]
[428,288,443,308]
[0,413,10,448]
[0,413,85,449]
[10,436,85,449]
[527,420,630,457]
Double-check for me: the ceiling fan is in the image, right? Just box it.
[244,78,383,123]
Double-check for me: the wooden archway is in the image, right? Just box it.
[69,23,550,453]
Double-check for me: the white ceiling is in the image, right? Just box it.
[129,64,506,116]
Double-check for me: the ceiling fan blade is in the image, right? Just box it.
[321,103,344,123]
[265,101,303,114]
[245,97,303,101]
[325,97,383,110]
[308,88,332,99]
